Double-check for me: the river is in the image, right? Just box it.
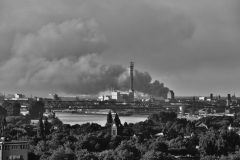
[56,112,148,126]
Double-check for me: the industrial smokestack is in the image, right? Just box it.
[227,94,231,101]
[130,61,134,92]
[210,93,213,100]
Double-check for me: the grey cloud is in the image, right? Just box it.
[12,19,107,60]
[0,16,168,96]
[0,0,240,96]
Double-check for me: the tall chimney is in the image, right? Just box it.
[210,93,213,100]
[130,61,134,92]
[227,94,231,101]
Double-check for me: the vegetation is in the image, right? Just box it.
[28,100,45,119]
[2,109,240,160]
[2,101,21,116]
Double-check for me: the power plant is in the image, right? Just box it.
[98,62,135,102]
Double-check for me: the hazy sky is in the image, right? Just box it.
[0,0,240,96]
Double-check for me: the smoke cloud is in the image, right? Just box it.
[0,17,168,97]
[3,0,240,96]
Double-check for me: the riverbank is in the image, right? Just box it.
[56,112,148,126]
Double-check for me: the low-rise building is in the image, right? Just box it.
[0,138,29,160]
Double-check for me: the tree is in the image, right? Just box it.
[114,113,122,127]
[44,118,52,135]
[168,136,185,149]
[99,150,116,160]
[50,147,76,160]
[0,106,7,117]
[12,102,21,116]
[141,150,175,160]
[199,129,218,156]
[114,113,123,135]
[37,117,45,139]
[149,140,168,153]
[2,101,12,116]
[76,149,98,160]
[108,135,122,149]
[29,100,45,118]
[115,141,141,160]
[200,155,219,160]
[0,117,7,137]
[226,130,240,152]
[51,117,63,129]
[2,101,20,116]
[106,111,113,126]
[148,111,177,124]
[0,106,7,136]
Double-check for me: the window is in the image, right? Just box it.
[5,145,9,150]
[7,155,13,160]
[7,155,22,160]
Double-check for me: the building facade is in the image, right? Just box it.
[0,139,29,160]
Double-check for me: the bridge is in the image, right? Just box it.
[1,99,161,110]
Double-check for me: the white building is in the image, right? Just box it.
[10,94,28,101]
[167,90,175,99]
[98,95,110,101]
[111,91,121,101]
[199,97,206,101]
[111,91,134,102]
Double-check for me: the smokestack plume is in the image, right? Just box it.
[130,61,134,92]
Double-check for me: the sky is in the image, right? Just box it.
[0,0,240,97]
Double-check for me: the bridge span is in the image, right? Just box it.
[1,99,161,110]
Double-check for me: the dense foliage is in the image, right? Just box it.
[2,101,21,116]
[3,111,240,160]
[28,100,45,118]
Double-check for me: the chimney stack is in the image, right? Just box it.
[130,61,134,92]
[210,93,213,100]
[227,94,231,101]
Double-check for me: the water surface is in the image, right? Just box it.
[56,112,148,126]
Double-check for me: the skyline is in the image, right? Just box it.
[0,0,240,96]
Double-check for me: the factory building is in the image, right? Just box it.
[111,91,133,102]
[98,95,111,101]
[111,91,120,101]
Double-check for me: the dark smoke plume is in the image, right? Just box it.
[0,17,169,97]
[118,70,169,98]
